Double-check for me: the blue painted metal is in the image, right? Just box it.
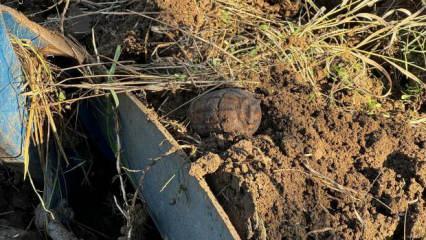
[0,14,26,159]
[79,94,241,240]
[0,8,49,160]
[117,94,240,240]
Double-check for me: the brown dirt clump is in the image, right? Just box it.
[155,0,213,30]
[89,1,155,58]
[250,0,301,16]
[205,70,425,239]
[155,0,302,31]
[190,153,223,180]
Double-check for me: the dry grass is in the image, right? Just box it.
[11,37,63,220]
[115,0,426,108]
[10,36,190,174]
[30,0,425,108]
[11,37,69,178]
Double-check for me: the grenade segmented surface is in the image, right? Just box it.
[188,88,262,137]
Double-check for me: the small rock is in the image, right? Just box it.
[304,146,313,155]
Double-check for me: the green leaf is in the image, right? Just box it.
[212,58,222,66]
[221,10,231,24]
[259,24,269,31]
[249,47,258,57]
[174,74,187,81]
[58,91,66,102]
[401,94,411,100]
[367,98,381,112]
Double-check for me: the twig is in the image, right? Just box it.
[28,172,55,220]
[29,0,64,17]
[113,196,128,221]
[60,0,71,33]
[353,203,365,227]
[91,28,101,64]
[305,227,335,239]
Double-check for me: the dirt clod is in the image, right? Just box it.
[189,153,223,179]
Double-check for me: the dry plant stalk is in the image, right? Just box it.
[11,37,69,178]
[138,0,425,101]
[10,37,65,220]
[10,38,178,177]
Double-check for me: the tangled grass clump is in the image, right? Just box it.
[11,37,68,177]
[136,0,426,110]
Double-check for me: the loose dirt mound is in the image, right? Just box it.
[206,73,426,239]
[155,0,301,30]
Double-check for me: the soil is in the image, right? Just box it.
[1,0,425,240]
[206,73,426,239]
[146,66,425,239]
[129,0,426,238]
